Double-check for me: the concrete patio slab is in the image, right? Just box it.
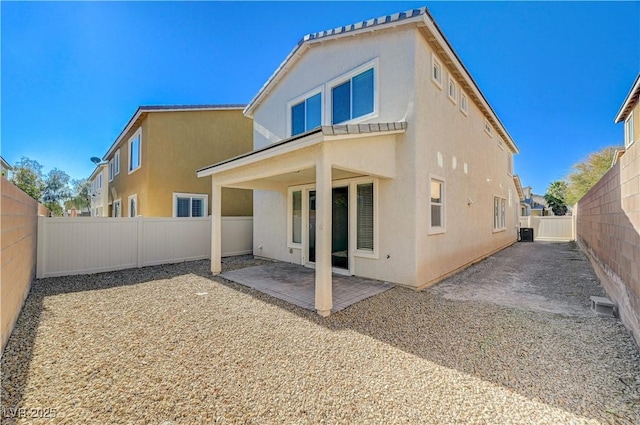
[219,262,393,312]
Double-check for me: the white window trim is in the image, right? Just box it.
[448,74,457,104]
[460,91,468,116]
[128,128,142,175]
[114,149,120,175]
[113,198,122,218]
[286,85,324,138]
[98,174,102,189]
[108,158,115,182]
[350,177,379,259]
[484,119,493,137]
[493,196,507,232]
[128,194,138,217]
[325,57,379,126]
[625,112,635,148]
[497,137,505,151]
[507,153,513,177]
[428,175,446,235]
[172,192,209,218]
[431,52,443,89]
[287,187,304,249]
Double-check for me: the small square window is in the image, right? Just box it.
[431,53,443,89]
[498,137,505,150]
[484,119,493,137]
[173,193,208,217]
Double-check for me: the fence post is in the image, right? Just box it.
[137,216,144,268]
[36,216,46,279]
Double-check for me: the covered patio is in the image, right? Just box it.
[220,262,393,313]
[197,122,407,316]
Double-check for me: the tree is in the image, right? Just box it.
[65,178,91,212]
[43,168,72,216]
[565,146,617,205]
[544,181,568,216]
[10,157,45,201]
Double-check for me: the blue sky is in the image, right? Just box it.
[2,1,638,194]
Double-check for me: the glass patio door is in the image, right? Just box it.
[308,187,349,269]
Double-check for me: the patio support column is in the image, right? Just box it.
[211,181,222,275]
[315,155,333,316]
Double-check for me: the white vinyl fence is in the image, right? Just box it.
[36,216,252,278]
[519,216,576,241]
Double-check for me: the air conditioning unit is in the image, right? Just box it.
[519,227,534,242]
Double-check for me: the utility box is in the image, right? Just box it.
[520,227,534,242]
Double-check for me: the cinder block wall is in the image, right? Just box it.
[1,178,47,352]
[577,141,640,346]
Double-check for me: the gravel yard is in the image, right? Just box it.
[2,243,639,424]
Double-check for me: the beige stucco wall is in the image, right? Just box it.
[577,131,640,345]
[90,165,109,216]
[414,32,518,288]
[1,178,48,352]
[250,24,518,288]
[106,109,253,217]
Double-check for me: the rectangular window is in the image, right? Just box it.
[625,113,635,147]
[448,75,457,104]
[129,129,141,173]
[332,68,374,124]
[430,178,444,231]
[460,91,468,115]
[114,149,120,175]
[494,197,506,230]
[498,137,505,150]
[507,153,513,176]
[484,119,493,137]
[98,174,102,189]
[356,183,374,251]
[109,159,114,181]
[113,199,121,218]
[291,93,321,136]
[431,53,442,88]
[173,193,208,217]
[292,190,302,244]
[129,194,138,217]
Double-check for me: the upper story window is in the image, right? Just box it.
[114,149,120,175]
[331,67,374,124]
[448,75,457,104]
[460,91,468,115]
[128,129,141,174]
[98,174,102,189]
[507,153,513,176]
[497,137,505,150]
[431,53,443,89]
[484,119,493,137]
[625,112,635,147]
[109,158,115,181]
[291,92,322,136]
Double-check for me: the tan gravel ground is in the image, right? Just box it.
[2,245,639,424]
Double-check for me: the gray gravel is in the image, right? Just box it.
[2,245,639,424]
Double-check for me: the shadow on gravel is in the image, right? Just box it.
[0,258,253,424]
[215,243,640,423]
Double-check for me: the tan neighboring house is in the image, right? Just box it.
[90,105,253,218]
[198,7,520,316]
[1,156,13,178]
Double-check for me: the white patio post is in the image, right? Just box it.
[315,155,333,316]
[211,181,222,275]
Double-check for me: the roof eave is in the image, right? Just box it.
[614,73,640,123]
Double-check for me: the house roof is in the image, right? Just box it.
[512,175,525,201]
[242,5,519,154]
[1,156,12,171]
[615,73,640,123]
[197,122,407,176]
[102,104,246,160]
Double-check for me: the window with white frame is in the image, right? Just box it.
[113,199,121,217]
[498,137,505,150]
[173,193,207,218]
[291,92,322,136]
[98,174,102,189]
[356,182,374,251]
[332,67,375,124]
[484,119,493,137]
[625,112,635,147]
[430,178,445,231]
[128,194,138,217]
[448,75,457,104]
[291,190,302,244]
[128,129,141,173]
[431,53,442,88]
[494,196,506,230]
[460,91,468,115]
[109,158,114,181]
[507,153,513,176]
[114,149,120,175]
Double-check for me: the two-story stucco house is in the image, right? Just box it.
[90,105,253,218]
[198,7,520,316]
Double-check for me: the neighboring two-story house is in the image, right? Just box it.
[90,105,253,218]
[198,7,520,316]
